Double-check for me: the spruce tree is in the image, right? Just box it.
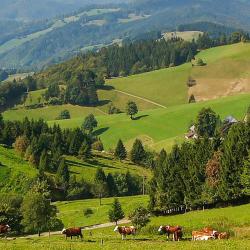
[130,139,145,165]
[78,139,91,159]
[56,158,70,187]
[241,150,250,196]
[107,173,117,196]
[108,198,125,225]
[114,139,127,160]
[39,150,49,172]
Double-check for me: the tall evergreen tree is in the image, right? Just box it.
[114,139,127,160]
[78,139,91,159]
[130,139,145,165]
[108,198,125,225]
[56,158,70,187]
[82,114,98,133]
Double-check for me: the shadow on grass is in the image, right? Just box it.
[93,127,109,136]
[133,115,149,120]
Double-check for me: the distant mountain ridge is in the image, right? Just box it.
[1,0,250,70]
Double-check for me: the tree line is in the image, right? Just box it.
[0,113,144,201]
[149,107,250,213]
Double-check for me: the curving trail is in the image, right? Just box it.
[18,219,131,239]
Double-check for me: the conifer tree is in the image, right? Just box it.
[56,158,70,187]
[78,139,91,159]
[114,139,127,160]
[241,151,250,196]
[39,150,49,172]
[108,198,125,225]
[130,139,145,165]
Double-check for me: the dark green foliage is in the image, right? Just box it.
[241,151,250,196]
[91,139,104,151]
[126,101,138,120]
[114,139,127,160]
[78,139,92,159]
[21,191,59,235]
[130,139,146,165]
[23,76,37,92]
[39,150,50,173]
[108,198,125,225]
[58,110,70,120]
[107,173,118,197]
[219,123,250,201]
[0,69,8,82]
[189,94,196,103]
[83,208,94,218]
[82,114,98,133]
[56,158,70,187]
[44,83,60,101]
[196,108,220,138]
[0,194,23,233]
[129,206,150,229]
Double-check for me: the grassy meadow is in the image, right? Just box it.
[50,94,250,151]
[0,146,150,193]
[106,63,191,108]
[0,201,249,249]
[55,195,149,227]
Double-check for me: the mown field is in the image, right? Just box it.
[0,202,249,250]
[55,195,149,227]
[50,94,250,151]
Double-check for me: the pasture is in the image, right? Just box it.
[49,94,250,151]
[106,63,191,108]
[0,145,150,194]
[0,202,249,249]
[66,153,151,183]
[163,31,203,41]
[55,195,149,227]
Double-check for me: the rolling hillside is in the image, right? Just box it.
[3,43,250,151]
[50,94,250,151]
[0,146,150,194]
[2,0,250,69]
[1,200,249,249]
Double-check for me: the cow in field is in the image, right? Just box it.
[218,232,229,239]
[192,231,215,241]
[114,226,136,240]
[62,227,83,240]
[158,225,183,241]
[0,224,11,234]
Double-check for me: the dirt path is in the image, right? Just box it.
[19,219,131,239]
[114,90,167,108]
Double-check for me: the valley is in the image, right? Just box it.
[0,2,249,249]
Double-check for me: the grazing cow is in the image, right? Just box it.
[158,225,183,241]
[202,227,219,239]
[0,224,11,234]
[62,227,83,240]
[218,232,229,239]
[192,231,215,241]
[114,226,136,240]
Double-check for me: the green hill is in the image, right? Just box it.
[47,94,250,151]
[1,199,249,249]
[0,146,151,194]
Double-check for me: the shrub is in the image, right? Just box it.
[83,208,94,217]
[58,110,70,120]
[92,140,104,151]
[48,97,63,105]
[196,58,206,66]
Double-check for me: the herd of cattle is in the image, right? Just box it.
[0,223,229,242]
[61,225,229,241]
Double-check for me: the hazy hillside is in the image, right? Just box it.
[1,0,250,69]
[0,0,129,21]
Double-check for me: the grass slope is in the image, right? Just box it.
[66,153,151,183]
[0,146,37,193]
[106,63,191,108]
[55,195,149,227]
[1,202,249,249]
[50,94,250,151]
